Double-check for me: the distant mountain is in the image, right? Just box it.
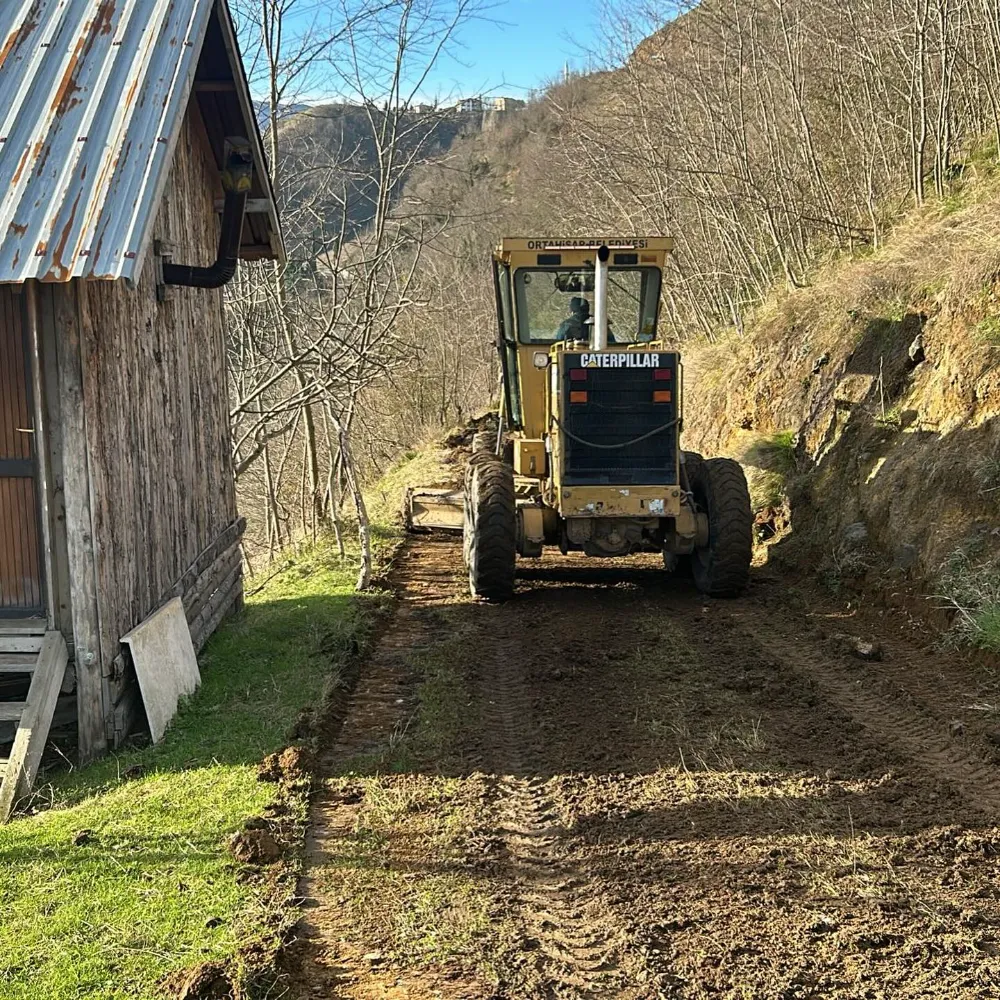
[254,100,310,129]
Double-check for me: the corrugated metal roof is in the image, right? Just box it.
[0,0,274,283]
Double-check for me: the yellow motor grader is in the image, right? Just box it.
[416,236,753,601]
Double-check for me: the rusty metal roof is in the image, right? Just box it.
[0,0,282,283]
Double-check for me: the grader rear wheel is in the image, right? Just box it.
[689,457,752,597]
[464,458,516,601]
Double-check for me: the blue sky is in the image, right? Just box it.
[239,0,626,105]
[420,0,605,100]
[238,0,676,105]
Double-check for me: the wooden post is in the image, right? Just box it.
[25,281,57,630]
[53,284,106,764]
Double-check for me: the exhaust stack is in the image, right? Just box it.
[592,244,610,351]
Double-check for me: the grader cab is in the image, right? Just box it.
[456,236,753,601]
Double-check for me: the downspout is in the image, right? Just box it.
[25,280,56,629]
[162,137,253,289]
[592,244,610,351]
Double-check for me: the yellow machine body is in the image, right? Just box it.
[491,237,693,551]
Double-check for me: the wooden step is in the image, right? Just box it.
[0,619,47,635]
[0,654,36,674]
[0,633,68,822]
[0,636,44,654]
[0,703,26,722]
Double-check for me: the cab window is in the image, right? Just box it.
[513,267,661,345]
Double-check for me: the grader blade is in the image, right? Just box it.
[405,487,465,533]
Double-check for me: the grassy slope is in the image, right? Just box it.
[681,163,1000,608]
[0,536,397,997]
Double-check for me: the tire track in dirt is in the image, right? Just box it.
[474,622,628,996]
[287,537,491,1000]
[724,609,1000,818]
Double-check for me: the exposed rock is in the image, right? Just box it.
[834,374,876,405]
[892,543,919,571]
[908,332,926,367]
[851,639,884,662]
[831,633,883,662]
[812,352,831,374]
[841,522,869,548]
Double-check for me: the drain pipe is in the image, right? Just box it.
[592,244,610,351]
[163,137,253,289]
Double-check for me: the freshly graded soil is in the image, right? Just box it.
[283,535,1000,998]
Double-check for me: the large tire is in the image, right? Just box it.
[690,457,752,597]
[471,430,515,467]
[465,458,516,601]
[470,430,496,457]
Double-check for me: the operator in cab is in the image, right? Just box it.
[555,295,618,343]
[555,296,590,341]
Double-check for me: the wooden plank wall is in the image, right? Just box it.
[75,103,242,746]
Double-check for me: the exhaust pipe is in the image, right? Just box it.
[163,137,253,289]
[592,244,610,351]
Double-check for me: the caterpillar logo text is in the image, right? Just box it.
[580,353,662,368]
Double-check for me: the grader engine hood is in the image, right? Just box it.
[556,351,680,488]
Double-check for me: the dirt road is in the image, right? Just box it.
[284,536,1000,998]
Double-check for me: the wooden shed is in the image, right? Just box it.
[0,0,283,792]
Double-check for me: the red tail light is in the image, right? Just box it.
[570,369,588,382]
[654,368,672,381]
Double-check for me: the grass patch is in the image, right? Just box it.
[0,541,383,1000]
[937,548,1000,652]
[743,431,796,512]
[321,774,498,971]
[975,315,1000,345]
[366,447,460,544]
[973,454,1000,493]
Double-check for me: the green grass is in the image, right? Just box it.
[0,541,384,1000]
[975,315,1000,345]
[742,431,796,512]
[937,547,1000,652]
[366,447,460,553]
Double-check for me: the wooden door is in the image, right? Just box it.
[0,290,43,617]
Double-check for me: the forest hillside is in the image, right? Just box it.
[230,0,1000,614]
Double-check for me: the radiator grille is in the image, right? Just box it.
[560,352,679,487]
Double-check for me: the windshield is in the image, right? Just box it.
[513,267,661,345]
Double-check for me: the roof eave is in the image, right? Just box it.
[215,0,285,265]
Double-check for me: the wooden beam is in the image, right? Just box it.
[194,80,237,92]
[54,285,106,764]
[0,704,26,723]
[214,198,272,214]
[0,632,67,821]
[238,244,280,260]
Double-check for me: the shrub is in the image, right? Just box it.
[937,548,1000,651]
[743,431,796,513]
[972,453,1000,492]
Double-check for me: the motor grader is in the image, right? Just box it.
[415,236,753,601]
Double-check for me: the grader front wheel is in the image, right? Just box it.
[464,458,516,601]
[690,457,753,597]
